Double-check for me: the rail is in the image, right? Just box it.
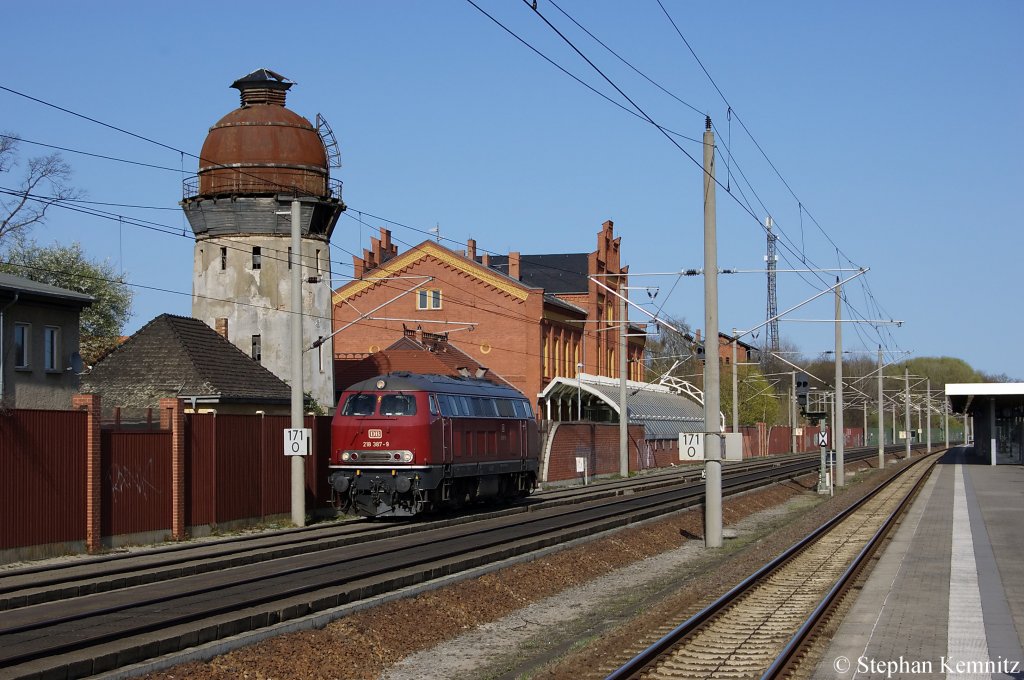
[606,446,936,679]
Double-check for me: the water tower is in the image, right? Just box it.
[181,68,344,409]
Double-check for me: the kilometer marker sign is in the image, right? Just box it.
[679,432,704,461]
[284,428,312,456]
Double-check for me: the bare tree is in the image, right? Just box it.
[0,133,82,246]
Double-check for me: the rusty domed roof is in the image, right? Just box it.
[197,70,328,197]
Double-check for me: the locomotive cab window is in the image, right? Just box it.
[471,397,498,417]
[381,394,417,416]
[341,393,377,416]
[496,399,516,417]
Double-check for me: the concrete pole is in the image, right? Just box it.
[731,329,738,433]
[877,347,885,468]
[891,402,896,445]
[619,289,628,477]
[862,406,867,448]
[791,371,798,454]
[818,414,829,494]
[834,279,845,486]
[904,367,911,460]
[702,117,722,548]
[290,199,306,527]
[989,398,997,466]
[926,379,932,453]
[944,403,949,448]
[829,391,835,449]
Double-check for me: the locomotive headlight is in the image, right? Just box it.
[341,452,351,461]
[401,451,414,463]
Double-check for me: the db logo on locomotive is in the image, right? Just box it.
[367,429,383,439]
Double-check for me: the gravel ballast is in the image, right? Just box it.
[142,457,911,680]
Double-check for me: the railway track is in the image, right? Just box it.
[0,445,918,679]
[606,449,938,680]
[0,446,864,612]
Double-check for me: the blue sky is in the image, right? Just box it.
[2,2,1021,379]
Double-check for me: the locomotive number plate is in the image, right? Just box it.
[367,429,383,439]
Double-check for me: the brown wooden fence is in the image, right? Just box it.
[0,409,87,551]
[1,398,334,561]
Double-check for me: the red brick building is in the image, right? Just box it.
[332,221,644,409]
[690,329,761,365]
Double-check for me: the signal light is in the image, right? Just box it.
[796,373,810,408]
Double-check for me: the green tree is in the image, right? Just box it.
[0,241,132,364]
[720,365,782,426]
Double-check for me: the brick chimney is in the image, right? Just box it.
[481,253,490,267]
[353,227,398,278]
[466,238,476,260]
[508,251,521,280]
[215,318,229,340]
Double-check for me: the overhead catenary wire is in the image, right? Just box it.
[2,34,905,362]
[471,1,901,359]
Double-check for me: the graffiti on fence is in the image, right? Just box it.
[107,459,161,499]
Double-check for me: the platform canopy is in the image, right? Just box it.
[946,383,1024,416]
[539,373,706,439]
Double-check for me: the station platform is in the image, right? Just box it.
[816,447,1024,679]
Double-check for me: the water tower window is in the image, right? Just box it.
[252,246,262,270]
[251,335,262,363]
[287,247,292,270]
[220,247,227,270]
[315,249,321,273]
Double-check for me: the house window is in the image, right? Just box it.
[14,323,30,368]
[252,246,262,270]
[251,334,262,363]
[417,289,442,310]
[44,326,60,371]
[220,247,227,270]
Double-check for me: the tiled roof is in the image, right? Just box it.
[544,294,587,315]
[334,337,514,393]
[488,253,590,294]
[80,314,290,407]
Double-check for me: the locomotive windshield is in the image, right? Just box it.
[340,392,418,416]
[341,393,377,416]
[380,394,417,416]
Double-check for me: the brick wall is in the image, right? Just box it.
[544,422,648,482]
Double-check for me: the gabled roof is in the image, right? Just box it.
[333,241,536,305]
[0,272,94,307]
[81,314,290,407]
[334,336,514,392]
[488,253,590,294]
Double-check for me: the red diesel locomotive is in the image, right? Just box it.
[329,372,540,517]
